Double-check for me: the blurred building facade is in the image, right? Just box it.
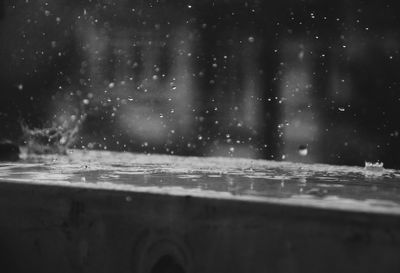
[1,0,400,168]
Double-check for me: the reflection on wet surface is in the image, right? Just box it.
[1,149,400,214]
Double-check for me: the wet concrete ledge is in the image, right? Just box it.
[0,179,400,273]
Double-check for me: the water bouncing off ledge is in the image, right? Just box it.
[1,147,400,216]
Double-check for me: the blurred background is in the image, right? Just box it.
[0,0,400,168]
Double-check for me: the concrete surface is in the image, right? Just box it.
[0,150,400,272]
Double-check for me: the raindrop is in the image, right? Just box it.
[59,136,67,145]
[298,50,304,60]
[248,36,255,43]
[108,82,115,88]
[298,145,308,156]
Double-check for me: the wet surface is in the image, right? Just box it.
[1,149,400,215]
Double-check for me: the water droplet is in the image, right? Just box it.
[17,84,24,90]
[298,145,308,156]
[59,136,67,145]
[248,36,255,43]
[82,99,90,105]
[108,82,115,88]
[298,50,304,60]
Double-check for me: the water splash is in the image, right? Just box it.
[20,114,86,155]
[0,150,399,216]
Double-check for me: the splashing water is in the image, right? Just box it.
[20,114,86,155]
[1,150,400,215]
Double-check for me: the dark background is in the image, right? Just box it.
[1,0,400,168]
